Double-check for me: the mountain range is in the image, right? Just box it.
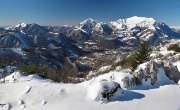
[0,16,179,49]
[0,16,179,71]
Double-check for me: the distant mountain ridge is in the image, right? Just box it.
[0,16,179,48]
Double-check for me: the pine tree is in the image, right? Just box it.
[131,41,151,71]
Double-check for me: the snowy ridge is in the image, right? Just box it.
[110,16,157,30]
[80,18,97,27]
[6,23,27,30]
[15,23,27,28]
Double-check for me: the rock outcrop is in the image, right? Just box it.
[132,60,180,86]
[163,61,180,83]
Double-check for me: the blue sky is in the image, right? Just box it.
[0,0,180,26]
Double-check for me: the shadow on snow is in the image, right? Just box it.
[110,90,145,102]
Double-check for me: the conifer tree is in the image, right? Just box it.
[131,40,151,71]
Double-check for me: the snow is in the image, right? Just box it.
[121,37,136,41]
[84,41,96,45]
[15,23,27,28]
[93,22,103,33]
[159,45,175,56]
[13,32,28,47]
[159,50,175,56]
[99,65,111,72]
[80,18,96,26]
[79,18,104,33]
[0,70,180,110]
[86,79,124,101]
[140,31,154,39]
[5,66,17,74]
[20,30,26,34]
[74,27,88,34]
[28,74,43,79]
[150,53,157,58]
[126,16,156,30]
[175,61,180,72]
[6,23,27,30]
[11,48,25,55]
[110,16,157,30]
[49,32,59,35]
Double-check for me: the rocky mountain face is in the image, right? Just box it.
[0,16,179,71]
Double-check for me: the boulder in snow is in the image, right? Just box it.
[87,79,124,102]
[133,60,160,85]
[164,64,180,83]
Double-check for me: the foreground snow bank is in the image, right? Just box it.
[0,72,180,110]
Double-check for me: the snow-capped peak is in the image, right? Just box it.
[15,23,27,28]
[126,16,156,25]
[110,16,157,30]
[80,18,98,26]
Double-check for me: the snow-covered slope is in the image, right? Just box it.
[0,67,180,110]
[78,18,111,36]
[110,16,157,30]
[108,16,180,46]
